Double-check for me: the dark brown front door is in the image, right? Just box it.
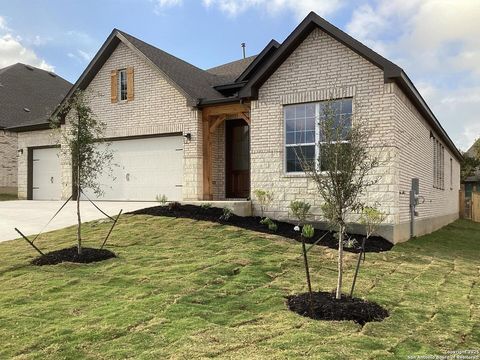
[226,119,250,198]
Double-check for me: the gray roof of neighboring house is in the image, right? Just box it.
[465,169,480,183]
[0,63,72,129]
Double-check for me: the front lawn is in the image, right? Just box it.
[0,215,478,359]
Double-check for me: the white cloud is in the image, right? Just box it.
[0,16,9,31]
[157,0,183,6]
[206,0,343,18]
[346,0,480,150]
[153,0,183,14]
[0,33,54,71]
[0,15,54,71]
[67,49,93,63]
[156,0,342,18]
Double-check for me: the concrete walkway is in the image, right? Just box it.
[0,200,154,243]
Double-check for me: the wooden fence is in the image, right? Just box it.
[460,190,480,222]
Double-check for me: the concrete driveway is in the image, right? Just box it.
[0,200,153,243]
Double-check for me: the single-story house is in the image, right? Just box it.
[0,63,71,195]
[14,12,461,243]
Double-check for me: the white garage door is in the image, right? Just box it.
[83,136,184,201]
[32,147,62,200]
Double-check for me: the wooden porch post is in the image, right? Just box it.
[201,103,251,200]
[202,112,212,200]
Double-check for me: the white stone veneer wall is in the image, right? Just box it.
[250,27,398,226]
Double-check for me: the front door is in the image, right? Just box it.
[226,119,250,198]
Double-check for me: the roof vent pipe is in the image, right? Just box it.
[241,43,246,59]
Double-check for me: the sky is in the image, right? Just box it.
[0,0,479,151]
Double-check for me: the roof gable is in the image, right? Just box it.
[239,12,401,99]
[238,12,461,160]
[58,29,226,110]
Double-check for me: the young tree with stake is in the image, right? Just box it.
[350,206,386,297]
[299,98,384,300]
[51,90,115,255]
[289,201,314,310]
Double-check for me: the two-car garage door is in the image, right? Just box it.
[83,136,184,201]
[31,135,184,201]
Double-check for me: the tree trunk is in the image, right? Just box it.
[301,236,313,315]
[336,223,344,300]
[76,161,82,255]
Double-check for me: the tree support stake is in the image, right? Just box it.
[15,228,44,256]
[101,209,122,249]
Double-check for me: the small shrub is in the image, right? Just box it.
[260,217,278,232]
[168,201,181,211]
[200,203,212,210]
[253,189,274,218]
[343,237,358,249]
[156,194,168,205]
[220,207,233,221]
[290,201,311,224]
[302,224,315,239]
[268,221,278,232]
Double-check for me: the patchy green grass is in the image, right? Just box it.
[0,193,17,201]
[0,216,478,359]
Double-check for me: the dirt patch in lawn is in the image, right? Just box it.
[129,204,393,253]
[32,247,116,266]
[286,291,389,325]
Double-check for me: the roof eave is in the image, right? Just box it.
[197,97,245,107]
[7,122,51,133]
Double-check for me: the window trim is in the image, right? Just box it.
[283,98,353,175]
[118,68,128,102]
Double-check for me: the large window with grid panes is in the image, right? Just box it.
[284,98,352,173]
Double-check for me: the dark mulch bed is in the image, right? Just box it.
[286,291,389,325]
[32,247,116,266]
[129,204,393,253]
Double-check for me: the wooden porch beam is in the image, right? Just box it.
[202,103,250,117]
[209,115,227,133]
[239,112,251,125]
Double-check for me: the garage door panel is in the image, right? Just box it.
[32,147,62,200]
[83,136,184,201]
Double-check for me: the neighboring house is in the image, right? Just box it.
[16,12,461,243]
[462,141,480,197]
[0,63,71,195]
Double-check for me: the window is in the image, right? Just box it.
[433,137,444,189]
[284,99,352,173]
[118,69,127,101]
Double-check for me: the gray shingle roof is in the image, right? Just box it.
[0,63,71,129]
[118,30,225,101]
[207,56,256,83]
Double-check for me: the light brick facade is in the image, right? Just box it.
[248,28,460,242]
[83,42,203,200]
[15,28,460,242]
[0,130,18,194]
[17,42,204,201]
